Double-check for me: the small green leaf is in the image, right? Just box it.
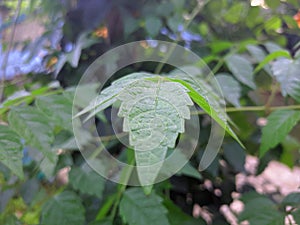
[89,219,112,225]
[145,17,162,37]
[215,73,241,107]
[69,164,105,198]
[271,58,300,102]
[8,106,55,161]
[0,126,23,179]
[260,110,300,157]
[41,191,85,225]
[119,188,170,225]
[225,54,256,89]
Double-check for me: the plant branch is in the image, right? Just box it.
[191,104,300,115]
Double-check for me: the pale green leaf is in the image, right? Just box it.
[260,110,300,157]
[0,125,23,178]
[119,188,170,225]
[75,73,155,120]
[225,54,256,89]
[8,106,55,161]
[271,58,300,102]
[69,164,105,198]
[117,79,193,186]
[41,191,85,225]
[247,44,272,74]
[215,73,241,107]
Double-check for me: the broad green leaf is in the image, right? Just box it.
[239,193,285,225]
[170,78,244,147]
[225,54,256,89]
[69,164,105,198]
[36,95,73,131]
[215,73,241,107]
[117,78,193,186]
[0,126,23,179]
[41,191,85,225]
[253,50,291,74]
[271,58,300,102]
[145,17,162,37]
[260,110,300,157]
[75,73,155,119]
[8,106,55,161]
[119,188,170,225]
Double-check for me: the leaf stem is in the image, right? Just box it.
[191,104,300,115]
[110,154,135,221]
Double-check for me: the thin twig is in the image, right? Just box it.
[0,0,23,102]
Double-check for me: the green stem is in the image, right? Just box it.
[191,104,300,115]
[264,83,279,111]
[110,155,135,221]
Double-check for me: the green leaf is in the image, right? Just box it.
[271,58,300,102]
[224,2,248,24]
[117,78,193,186]
[164,199,206,225]
[292,210,300,224]
[260,110,300,157]
[8,106,55,161]
[215,73,241,107]
[41,191,85,225]
[247,44,272,74]
[170,78,244,148]
[176,162,202,180]
[36,95,73,131]
[253,50,291,74]
[281,192,300,208]
[223,142,245,172]
[0,126,23,179]
[225,54,256,89]
[89,219,112,225]
[75,73,155,120]
[145,17,162,37]
[119,188,170,225]
[239,193,285,225]
[69,164,105,198]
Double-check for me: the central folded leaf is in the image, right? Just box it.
[117,78,193,186]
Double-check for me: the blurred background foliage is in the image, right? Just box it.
[0,0,300,224]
